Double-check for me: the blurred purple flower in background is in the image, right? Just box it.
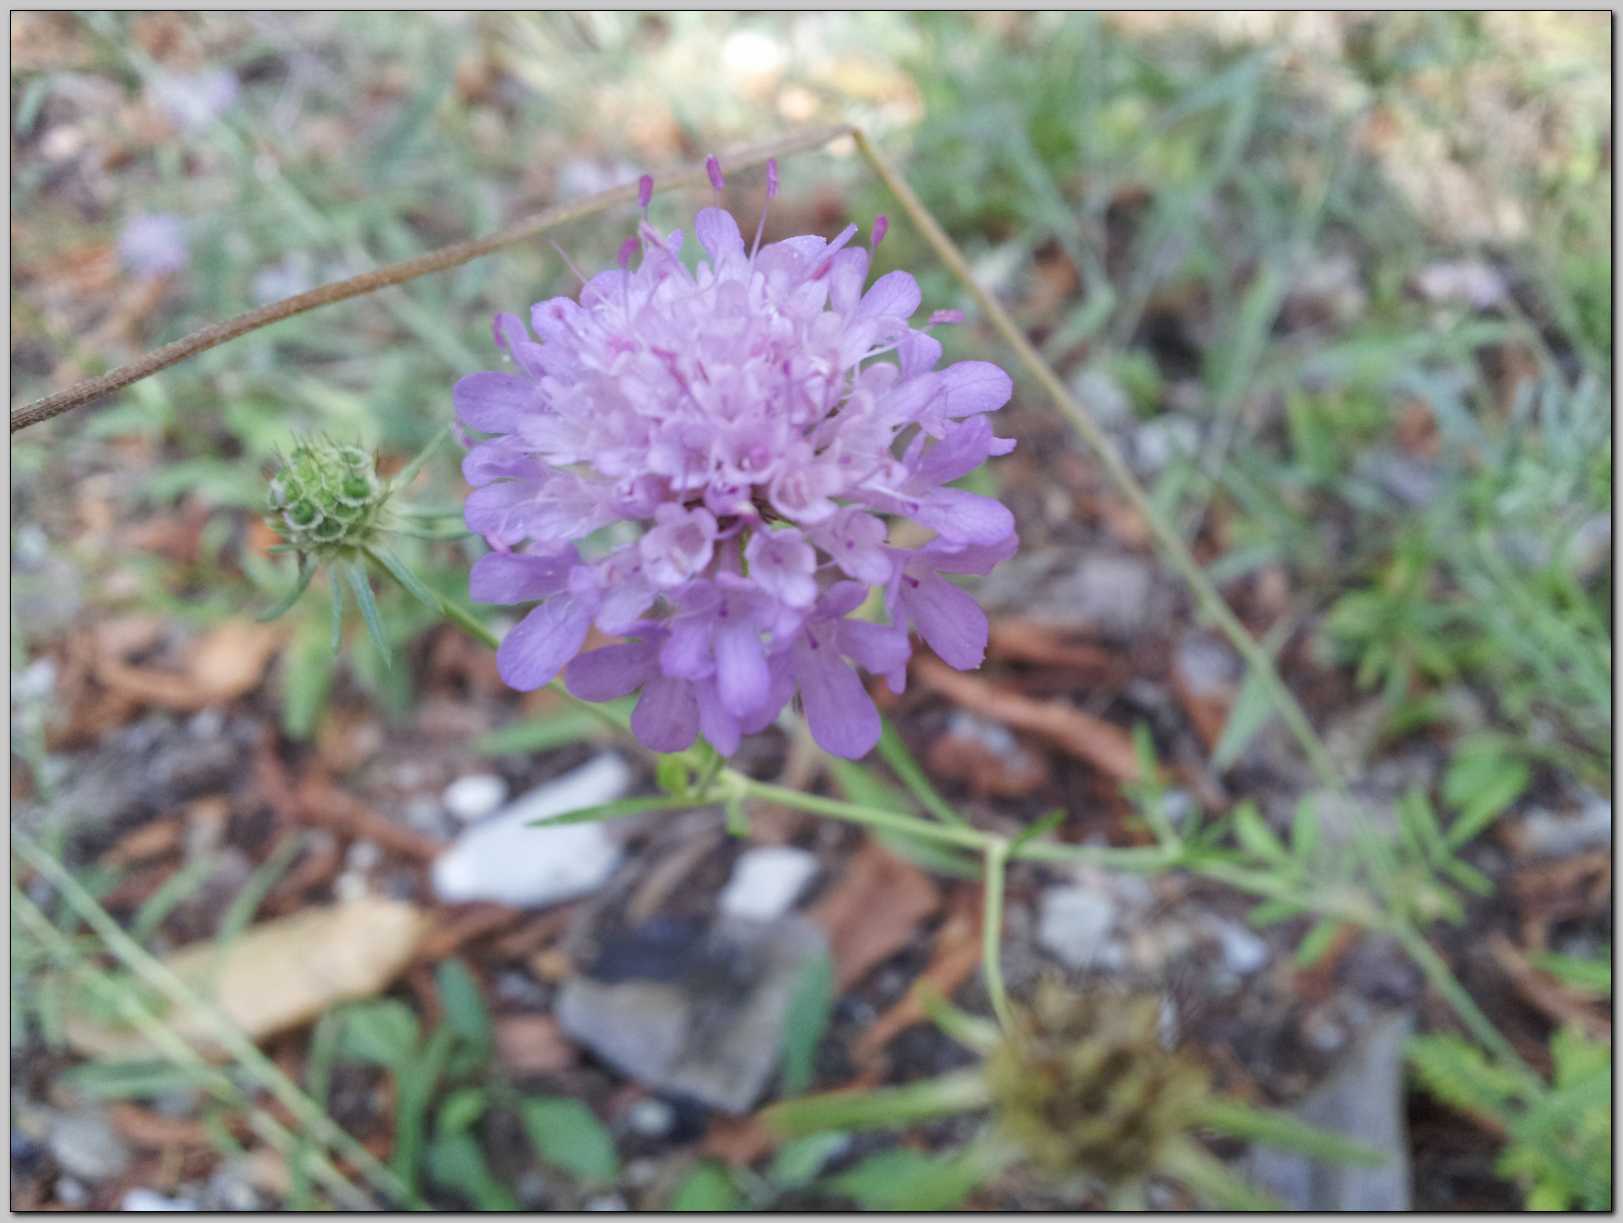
[455,159,1017,759]
[150,67,240,132]
[117,212,189,278]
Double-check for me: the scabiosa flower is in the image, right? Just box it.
[456,158,1018,759]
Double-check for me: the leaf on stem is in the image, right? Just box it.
[344,562,390,664]
[258,556,317,622]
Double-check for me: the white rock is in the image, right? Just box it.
[432,755,631,908]
[718,847,820,922]
[442,773,509,824]
[123,1188,197,1211]
[1037,886,1119,970]
[1209,918,1270,976]
[626,1097,676,1137]
[48,1109,130,1182]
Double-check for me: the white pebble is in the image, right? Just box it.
[123,1188,198,1211]
[442,773,509,824]
[718,847,820,922]
[433,756,630,908]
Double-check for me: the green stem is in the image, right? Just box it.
[14,835,421,1208]
[1391,923,1537,1083]
[981,840,1015,1033]
[734,777,995,851]
[11,889,369,1210]
[850,127,1343,792]
[370,560,634,745]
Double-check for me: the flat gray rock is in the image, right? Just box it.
[1245,1009,1414,1210]
[556,915,829,1114]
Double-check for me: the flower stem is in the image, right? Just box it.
[733,777,994,851]
[12,125,855,434]
[981,839,1015,1032]
[1391,922,1538,1083]
[850,127,1344,792]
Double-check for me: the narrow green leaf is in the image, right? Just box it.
[368,546,441,617]
[768,1132,850,1189]
[60,1059,205,1100]
[1290,797,1320,862]
[1196,1097,1386,1166]
[1161,1137,1280,1211]
[1295,917,1346,968]
[520,1096,619,1184]
[215,833,306,944]
[476,705,626,755]
[387,424,450,495]
[1232,802,1290,865]
[823,1146,987,1211]
[1009,807,1067,855]
[427,1132,519,1211]
[130,857,214,943]
[873,830,982,880]
[282,615,337,740]
[344,563,390,665]
[876,718,966,827]
[669,1161,742,1211]
[1247,897,1306,927]
[528,795,704,828]
[434,958,490,1048]
[780,950,835,1097]
[257,556,317,622]
[766,1070,992,1138]
[1442,753,1531,850]
[1211,665,1275,773]
[328,572,346,655]
[339,999,420,1066]
[1531,951,1610,996]
[436,1088,488,1137]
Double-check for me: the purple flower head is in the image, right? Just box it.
[455,170,1019,759]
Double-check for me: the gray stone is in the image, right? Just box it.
[1516,794,1611,858]
[1037,885,1121,971]
[718,846,820,922]
[1207,918,1270,977]
[1246,1010,1414,1210]
[556,915,829,1114]
[1070,367,1133,427]
[433,755,630,908]
[1134,415,1201,474]
[1054,553,1160,640]
[56,1178,90,1208]
[48,1109,130,1182]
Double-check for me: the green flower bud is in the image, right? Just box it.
[266,435,390,560]
[987,979,1208,1184]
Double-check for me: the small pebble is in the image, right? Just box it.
[718,846,820,922]
[442,773,509,824]
[123,1188,198,1212]
[345,839,382,872]
[56,1177,89,1208]
[626,1097,676,1138]
[1037,886,1119,970]
[48,1109,130,1182]
[332,872,369,903]
[585,1194,627,1211]
[1210,919,1270,976]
